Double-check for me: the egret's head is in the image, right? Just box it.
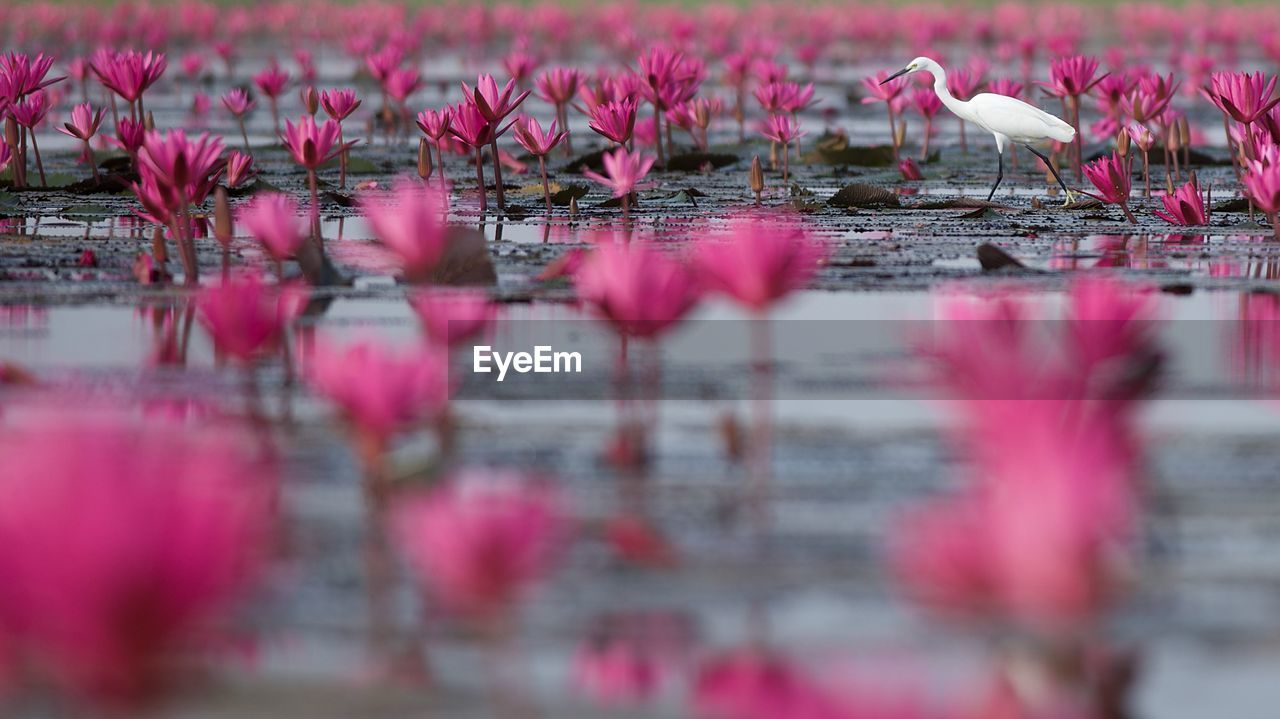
[880,57,933,85]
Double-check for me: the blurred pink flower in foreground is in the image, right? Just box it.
[897,278,1160,632]
[197,273,302,363]
[574,240,702,339]
[693,214,825,312]
[0,415,273,707]
[238,192,305,262]
[392,470,567,617]
[409,289,497,347]
[359,177,449,281]
[308,337,449,452]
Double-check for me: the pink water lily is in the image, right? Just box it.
[583,147,656,217]
[238,193,305,263]
[1154,178,1210,226]
[693,214,826,313]
[359,177,449,281]
[574,240,702,339]
[0,414,273,707]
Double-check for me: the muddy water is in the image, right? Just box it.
[4,50,1280,718]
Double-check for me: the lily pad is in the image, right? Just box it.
[803,134,897,167]
[665,152,738,172]
[59,203,115,221]
[827,183,899,208]
[977,243,1026,271]
[550,184,589,206]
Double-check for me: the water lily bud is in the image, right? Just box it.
[300,86,319,116]
[1116,129,1130,157]
[4,117,17,152]
[749,155,764,194]
[144,111,155,131]
[1178,116,1191,147]
[213,187,233,249]
[1166,124,1180,152]
[893,120,907,148]
[569,195,579,218]
[418,138,432,180]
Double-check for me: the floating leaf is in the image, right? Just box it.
[803,133,897,166]
[516,181,563,196]
[59,203,115,221]
[566,149,608,174]
[827,183,899,208]
[550,183,589,206]
[665,152,738,172]
[1212,198,1250,213]
[911,198,1010,210]
[958,207,1005,220]
[977,243,1025,271]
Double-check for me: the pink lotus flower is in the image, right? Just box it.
[1040,55,1105,98]
[462,73,530,124]
[221,88,255,117]
[1081,151,1136,223]
[415,107,454,141]
[383,67,422,105]
[320,88,360,121]
[391,470,567,617]
[280,116,347,170]
[360,177,449,280]
[238,193,305,261]
[535,67,583,105]
[693,215,825,312]
[308,337,450,450]
[910,87,942,119]
[90,50,166,104]
[861,70,906,105]
[58,102,106,181]
[0,52,64,99]
[589,97,640,145]
[57,102,105,141]
[252,64,289,99]
[196,272,296,362]
[574,240,701,339]
[9,90,49,128]
[512,116,567,157]
[1244,145,1280,238]
[502,50,540,85]
[1153,178,1209,226]
[409,289,497,347]
[583,147,656,209]
[1205,71,1280,125]
[0,415,272,707]
[759,114,804,145]
[137,129,224,205]
[223,150,255,188]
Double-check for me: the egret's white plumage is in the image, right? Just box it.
[883,56,1077,203]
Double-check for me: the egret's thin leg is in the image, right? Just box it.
[986,151,1004,202]
[1024,145,1076,206]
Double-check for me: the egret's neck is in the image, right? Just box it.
[925,64,970,120]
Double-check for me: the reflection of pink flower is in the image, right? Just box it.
[692,650,835,719]
[409,289,496,347]
[392,471,567,617]
[196,272,296,362]
[0,415,272,707]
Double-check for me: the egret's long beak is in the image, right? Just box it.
[880,67,911,85]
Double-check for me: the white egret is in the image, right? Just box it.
[880,57,1078,205]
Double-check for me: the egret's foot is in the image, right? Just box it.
[1060,189,1079,207]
